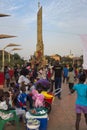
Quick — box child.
[17,86,27,110]
[14,86,26,123]
[68,67,75,93]
[63,64,69,83]
[0,90,26,124]
[71,73,87,130]
[0,90,15,121]
[4,65,10,87]
[8,82,20,107]
[0,89,8,110]
[3,91,14,110]
[0,90,15,110]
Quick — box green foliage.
[14,53,21,60]
[8,53,25,67]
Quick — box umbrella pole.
[2,49,4,71]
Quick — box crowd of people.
[0,60,87,130]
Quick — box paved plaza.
[5,83,87,130]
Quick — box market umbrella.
[11,48,22,51]
[0,34,16,39]
[0,14,10,17]
[4,44,20,49]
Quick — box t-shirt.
[63,67,68,77]
[5,73,10,79]
[68,71,75,83]
[18,75,30,94]
[17,93,27,108]
[73,84,87,106]
[18,75,30,85]
[53,64,63,78]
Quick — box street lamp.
[2,43,20,71]
[8,48,22,63]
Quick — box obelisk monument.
[35,2,45,66]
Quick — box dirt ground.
[3,83,87,130]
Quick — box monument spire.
[30,2,46,68]
[38,1,40,9]
[35,2,44,62]
[32,2,47,67]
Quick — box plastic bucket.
[41,91,54,104]
[27,124,40,130]
[27,118,40,130]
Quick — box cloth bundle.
[32,89,44,108]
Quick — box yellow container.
[41,91,54,99]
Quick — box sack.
[0,112,13,120]
[0,101,8,110]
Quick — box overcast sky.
[0,0,87,60]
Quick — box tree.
[14,53,21,60]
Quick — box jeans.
[55,77,62,98]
